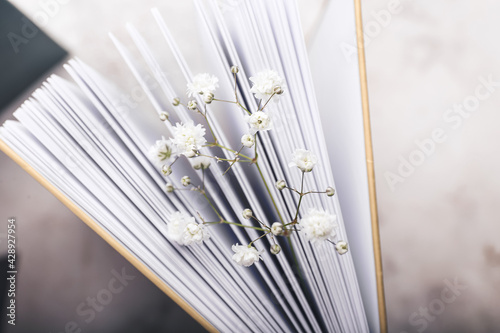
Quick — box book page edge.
[0,138,218,333]
[353,1,388,332]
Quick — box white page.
[307,0,380,332]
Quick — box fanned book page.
[0,0,371,332]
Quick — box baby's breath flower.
[187,73,219,97]
[166,212,209,246]
[172,97,180,106]
[275,180,286,190]
[300,208,338,243]
[192,156,211,170]
[246,111,272,135]
[326,187,335,197]
[165,183,175,193]
[232,244,263,267]
[270,244,281,255]
[242,208,252,219]
[170,121,207,158]
[187,100,198,111]
[335,241,348,255]
[181,176,191,187]
[182,222,210,245]
[148,136,174,166]
[159,111,169,121]
[289,148,318,173]
[230,65,239,74]
[249,69,285,101]
[241,134,254,148]
[271,222,283,236]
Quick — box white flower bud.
[242,208,252,219]
[241,134,255,148]
[326,187,335,197]
[181,176,191,187]
[187,100,198,110]
[275,180,286,190]
[161,165,172,176]
[204,93,214,104]
[172,97,180,106]
[165,183,175,193]
[231,65,239,74]
[159,111,169,121]
[270,244,281,255]
[335,241,348,255]
[273,86,284,95]
[271,222,283,236]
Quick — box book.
[0,0,386,332]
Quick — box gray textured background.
[1,0,499,332]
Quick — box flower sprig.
[148,65,348,267]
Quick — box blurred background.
[0,0,499,332]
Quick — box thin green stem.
[255,161,284,224]
[254,134,258,158]
[251,215,269,229]
[202,191,223,221]
[215,143,252,160]
[303,190,327,195]
[249,231,271,246]
[199,106,218,144]
[285,186,301,195]
[222,221,267,232]
[223,146,245,175]
[237,102,251,115]
[293,172,306,222]
[259,92,277,111]
[233,72,239,104]
[202,169,205,191]
[213,98,237,104]
[196,153,243,163]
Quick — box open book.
[0,0,385,332]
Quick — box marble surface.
[1,0,499,332]
[363,0,500,332]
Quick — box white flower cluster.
[192,156,211,170]
[289,148,318,173]
[148,66,347,268]
[170,121,207,158]
[249,69,285,101]
[148,136,174,166]
[232,244,263,267]
[237,69,285,146]
[187,73,219,97]
[245,111,272,135]
[166,211,210,246]
[300,208,338,243]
